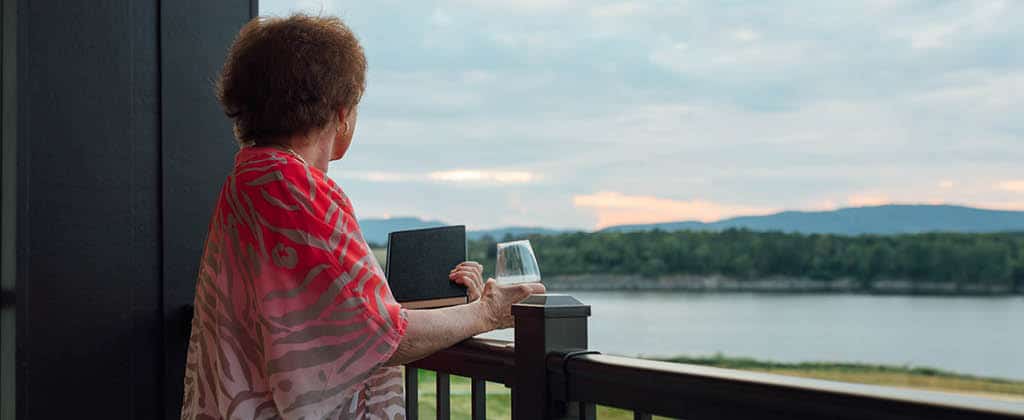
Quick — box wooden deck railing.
[405,294,1024,420]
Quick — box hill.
[467,227,573,241]
[357,217,571,245]
[358,217,445,245]
[602,205,1024,235]
[359,205,1024,244]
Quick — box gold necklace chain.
[266,143,310,167]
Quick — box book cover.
[385,225,469,309]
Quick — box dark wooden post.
[511,294,591,420]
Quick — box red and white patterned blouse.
[181,146,408,419]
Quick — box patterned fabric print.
[181,147,408,420]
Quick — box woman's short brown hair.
[217,14,366,145]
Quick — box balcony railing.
[405,294,1024,420]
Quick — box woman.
[181,14,545,420]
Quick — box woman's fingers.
[449,270,482,301]
[466,276,482,301]
[458,261,483,272]
[448,272,470,287]
[450,262,486,302]
[453,262,483,279]
[450,266,482,281]
[450,266,480,279]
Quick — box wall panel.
[9,1,252,418]
[0,0,16,417]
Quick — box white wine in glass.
[495,240,542,284]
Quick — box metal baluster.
[471,378,487,420]
[634,412,652,420]
[436,372,451,420]
[579,402,597,420]
[405,367,419,420]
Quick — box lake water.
[482,291,1024,380]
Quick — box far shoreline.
[368,249,1023,296]
[544,274,1024,296]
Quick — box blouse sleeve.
[234,158,407,418]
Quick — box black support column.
[2,1,254,419]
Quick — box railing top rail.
[548,352,1024,420]
[409,337,515,385]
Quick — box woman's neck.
[289,140,331,172]
[277,128,334,172]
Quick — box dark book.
[385,225,469,309]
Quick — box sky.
[260,0,1024,230]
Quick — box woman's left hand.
[449,261,485,302]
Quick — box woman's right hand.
[477,279,546,330]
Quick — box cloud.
[846,194,892,207]
[980,201,1024,211]
[449,0,577,14]
[590,2,647,18]
[911,71,1023,113]
[649,39,808,78]
[429,170,538,184]
[330,171,419,183]
[330,169,540,185]
[461,70,496,84]
[261,0,1024,230]
[430,8,454,27]
[732,28,760,42]
[809,199,840,211]
[489,31,571,51]
[907,0,1007,49]
[573,191,775,228]
[997,180,1024,193]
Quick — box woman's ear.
[330,106,356,161]
[336,107,349,131]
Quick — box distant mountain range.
[601,205,1024,235]
[358,217,446,245]
[359,205,1024,244]
[358,217,573,245]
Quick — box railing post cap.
[512,293,591,318]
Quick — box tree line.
[467,229,1024,287]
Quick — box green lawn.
[663,354,1024,401]
[410,357,1024,418]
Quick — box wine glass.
[495,240,542,284]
